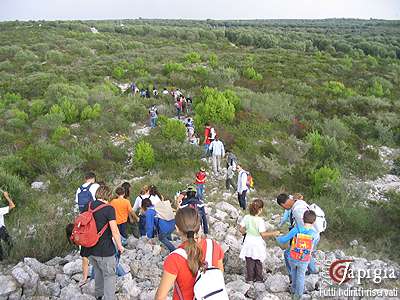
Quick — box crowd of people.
[0,84,326,300]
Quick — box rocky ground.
[1,170,399,300]
[4,122,400,299]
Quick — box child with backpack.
[236,164,249,210]
[141,199,176,252]
[75,172,100,213]
[155,207,228,300]
[239,199,280,282]
[132,185,151,237]
[149,105,158,128]
[195,167,207,200]
[276,210,319,299]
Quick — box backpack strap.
[205,239,213,267]
[80,183,93,192]
[90,202,110,214]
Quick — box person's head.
[236,164,243,171]
[175,207,203,275]
[84,172,96,183]
[65,223,74,244]
[115,186,125,197]
[205,122,210,127]
[293,193,304,201]
[277,193,295,210]
[249,199,264,216]
[303,210,316,225]
[200,167,205,173]
[121,182,131,198]
[149,185,161,198]
[95,185,112,202]
[215,135,219,141]
[185,185,196,199]
[141,198,153,211]
[140,185,150,195]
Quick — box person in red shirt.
[155,207,224,300]
[203,123,212,158]
[195,167,207,200]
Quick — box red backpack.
[70,202,110,248]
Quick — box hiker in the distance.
[155,207,225,300]
[85,185,124,300]
[0,191,15,261]
[236,164,249,210]
[75,172,100,213]
[149,104,158,128]
[209,135,225,175]
[203,123,212,158]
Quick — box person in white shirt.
[75,172,100,212]
[0,191,15,261]
[237,164,249,210]
[209,136,225,174]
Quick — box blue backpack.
[77,183,94,212]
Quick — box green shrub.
[163,62,185,75]
[195,87,236,125]
[134,141,155,170]
[161,119,187,142]
[324,81,354,97]
[51,126,70,143]
[60,99,79,124]
[81,103,101,121]
[0,167,30,204]
[185,51,201,64]
[311,166,341,196]
[46,50,67,65]
[112,66,125,80]
[243,66,263,81]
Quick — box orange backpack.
[289,233,313,262]
[70,202,109,248]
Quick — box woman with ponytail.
[155,207,224,300]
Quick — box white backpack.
[309,203,327,233]
[172,239,229,300]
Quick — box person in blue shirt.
[178,186,209,235]
[276,210,319,300]
[141,199,176,252]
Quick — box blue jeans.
[289,259,308,297]
[238,190,247,210]
[139,215,146,237]
[117,223,127,239]
[196,184,205,200]
[203,144,210,157]
[150,117,157,128]
[158,230,176,252]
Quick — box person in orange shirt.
[110,187,135,240]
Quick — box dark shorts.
[80,246,90,258]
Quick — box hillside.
[0,18,400,298]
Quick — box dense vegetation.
[0,19,399,262]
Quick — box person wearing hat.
[179,186,209,236]
[194,167,207,200]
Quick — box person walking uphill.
[155,207,226,300]
[85,185,124,300]
[209,136,225,175]
[237,164,249,210]
[0,191,15,261]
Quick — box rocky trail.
[2,116,400,299]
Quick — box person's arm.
[261,230,280,239]
[278,209,290,227]
[221,143,225,157]
[276,227,298,245]
[3,192,15,210]
[109,220,124,252]
[239,225,246,235]
[155,271,177,300]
